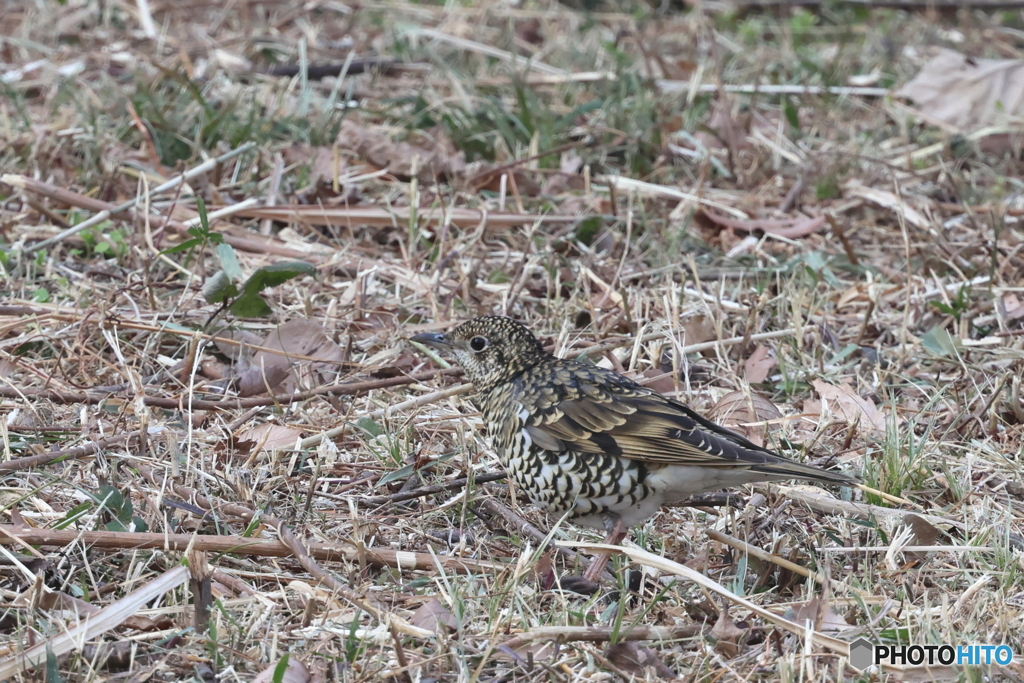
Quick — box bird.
[411,315,857,589]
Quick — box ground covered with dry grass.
[2,0,1024,681]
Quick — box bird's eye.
[469,336,489,352]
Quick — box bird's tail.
[752,458,858,486]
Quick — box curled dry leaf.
[237,362,290,397]
[235,423,304,454]
[252,657,310,683]
[843,180,930,230]
[903,512,943,566]
[708,390,782,447]
[680,314,717,347]
[212,328,263,362]
[14,580,171,632]
[605,641,676,679]
[700,209,826,239]
[200,357,232,381]
[409,597,458,633]
[811,379,886,435]
[896,47,1024,131]
[249,319,345,394]
[743,345,776,384]
[787,597,852,633]
[710,611,746,657]
[534,548,556,590]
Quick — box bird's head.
[411,316,548,389]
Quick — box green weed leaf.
[921,326,960,357]
[241,261,317,297]
[160,237,205,255]
[229,292,273,317]
[203,270,240,304]
[216,242,243,281]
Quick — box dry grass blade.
[705,529,872,599]
[232,205,578,229]
[774,486,967,530]
[560,542,851,654]
[12,143,254,254]
[0,565,190,679]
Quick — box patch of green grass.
[861,405,934,501]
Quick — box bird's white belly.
[647,465,783,504]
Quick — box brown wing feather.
[521,372,854,484]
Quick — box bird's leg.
[581,517,628,583]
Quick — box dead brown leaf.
[236,423,304,453]
[211,328,262,362]
[896,47,1024,130]
[534,548,556,590]
[493,638,557,664]
[743,345,777,384]
[1002,293,1024,321]
[708,390,782,447]
[639,368,678,395]
[252,657,310,683]
[680,314,716,346]
[682,546,710,571]
[904,513,943,565]
[248,319,344,394]
[787,597,852,633]
[409,597,458,633]
[811,379,886,435]
[605,641,676,679]
[14,579,170,632]
[700,209,826,239]
[710,611,746,657]
[236,362,290,397]
[843,181,930,230]
[282,143,349,190]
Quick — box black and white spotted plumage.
[412,316,856,532]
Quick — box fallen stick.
[2,173,311,259]
[0,430,140,474]
[0,367,464,411]
[0,525,507,575]
[499,623,704,650]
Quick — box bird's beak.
[410,332,451,349]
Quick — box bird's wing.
[520,371,853,485]
[525,385,776,467]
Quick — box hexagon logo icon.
[849,638,875,670]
